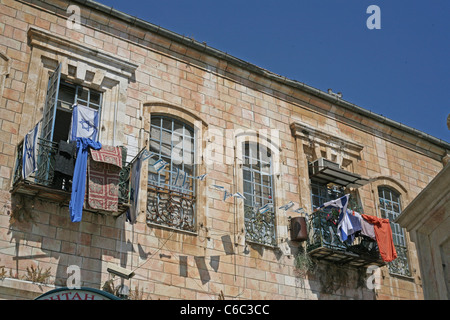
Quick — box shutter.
[41,63,62,142]
[36,63,61,185]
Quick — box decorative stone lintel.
[27,26,138,80]
[290,121,364,159]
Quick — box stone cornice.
[27,26,138,79]
[290,121,364,159]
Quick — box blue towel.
[69,137,102,222]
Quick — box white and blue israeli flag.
[22,121,40,179]
[233,192,246,200]
[279,201,294,211]
[211,184,226,191]
[223,190,234,201]
[258,203,273,214]
[194,173,208,181]
[69,104,99,142]
[153,158,168,173]
[293,207,306,214]
[141,150,155,161]
[174,167,187,188]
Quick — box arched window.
[242,142,276,246]
[378,186,411,276]
[146,115,196,232]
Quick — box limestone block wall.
[0,0,448,300]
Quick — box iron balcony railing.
[244,205,277,247]
[12,138,131,210]
[306,208,385,267]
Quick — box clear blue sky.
[99,0,450,143]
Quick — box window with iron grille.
[310,180,345,211]
[242,142,276,246]
[146,116,196,232]
[378,187,411,276]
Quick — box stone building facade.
[0,0,449,300]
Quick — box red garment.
[361,214,397,262]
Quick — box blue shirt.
[69,138,102,222]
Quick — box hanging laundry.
[361,214,397,262]
[350,210,376,240]
[53,140,77,191]
[86,145,122,212]
[69,138,102,222]
[345,210,362,245]
[22,121,40,179]
[69,104,99,142]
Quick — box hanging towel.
[353,211,376,240]
[86,145,122,212]
[69,138,102,222]
[22,121,40,179]
[53,140,77,191]
[345,210,362,244]
[54,140,77,176]
[69,104,99,142]
[361,214,397,262]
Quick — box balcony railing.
[306,208,385,268]
[146,184,196,232]
[11,138,131,216]
[244,205,277,247]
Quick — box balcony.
[306,208,385,268]
[11,138,131,217]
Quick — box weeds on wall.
[24,265,52,284]
[293,246,370,295]
[9,195,37,225]
[0,266,6,280]
[294,245,316,278]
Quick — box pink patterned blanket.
[86,146,122,212]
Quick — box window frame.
[242,141,277,247]
[378,186,411,277]
[146,115,197,232]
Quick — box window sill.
[246,239,279,251]
[388,271,414,281]
[146,221,198,236]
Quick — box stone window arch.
[142,102,208,234]
[371,178,412,277]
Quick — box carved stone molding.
[27,27,138,82]
[290,121,364,161]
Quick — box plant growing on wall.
[24,265,52,284]
[294,245,316,277]
[0,266,6,280]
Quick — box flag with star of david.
[22,121,40,179]
[69,104,99,142]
